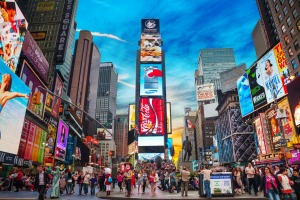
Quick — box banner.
[38,130,47,163]
[18,119,30,158]
[196,83,215,101]
[128,104,135,131]
[139,98,165,135]
[140,34,162,62]
[265,107,281,152]
[51,74,63,118]
[24,122,36,160]
[65,135,75,164]
[254,117,267,155]
[96,128,112,140]
[54,120,69,161]
[140,64,163,96]
[166,102,172,134]
[31,126,42,162]
[36,1,55,12]
[274,43,290,88]
[0,60,30,155]
[237,73,254,117]
[209,173,233,195]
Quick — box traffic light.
[109,150,115,156]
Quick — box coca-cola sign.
[139,98,165,135]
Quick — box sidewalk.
[97,186,267,200]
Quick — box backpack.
[108,176,113,183]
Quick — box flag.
[186,119,195,129]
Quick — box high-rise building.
[114,115,129,162]
[20,0,78,92]
[260,0,300,76]
[197,48,236,91]
[252,20,269,58]
[256,0,280,48]
[220,64,246,93]
[95,62,118,134]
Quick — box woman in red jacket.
[104,168,112,196]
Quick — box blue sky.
[76,0,260,128]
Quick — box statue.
[50,166,60,199]
[183,136,192,162]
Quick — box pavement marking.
[167,193,195,196]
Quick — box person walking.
[164,169,170,192]
[258,166,281,200]
[245,162,257,195]
[149,170,157,197]
[104,167,112,196]
[117,172,124,192]
[142,169,148,194]
[291,168,300,200]
[77,171,84,195]
[65,171,72,195]
[34,165,49,200]
[169,169,179,193]
[181,167,190,197]
[82,172,90,195]
[200,166,212,199]
[277,167,294,200]
[124,167,133,197]
[14,168,23,192]
[137,170,143,194]
[90,173,97,196]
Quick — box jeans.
[67,182,72,194]
[248,178,257,194]
[125,179,131,192]
[161,179,166,190]
[83,183,88,194]
[165,179,170,191]
[204,180,211,198]
[181,181,188,196]
[267,189,280,200]
[79,183,83,195]
[169,181,178,193]
[37,185,46,200]
[142,181,146,193]
[91,184,95,195]
[282,193,294,200]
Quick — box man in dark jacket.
[291,169,300,200]
[35,165,49,200]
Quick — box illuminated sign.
[54,120,69,161]
[128,104,135,131]
[140,64,163,96]
[237,73,254,117]
[96,128,113,140]
[166,102,172,134]
[141,19,160,34]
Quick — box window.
[287,17,292,26]
[283,6,288,15]
[297,20,300,30]
[293,9,299,18]
[294,40,299,50]
[288,48,294,56]
[291,59,298,69]
[275,4,279,12]
[285,35,290,44]
[282,25,286,33]
[278,14,283,22]
[290,28,296,37]
[280,0,285,4]
[288,0,294,7]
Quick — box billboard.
[24,121,36,160]
[55,0,75,64]
[247,63,267,110]
[0,60,30,155]
[20,61,47,119]
[166,102,172,134]
[17,118,30,158]
[140,34,162,62]
[65,135,75,164]
[265,107,281,152]
[31,126,42,162]
[196,83,215,101]
[51,74,63,119]
[54,120,69,161]
[138,136,164,146]
[0,1,27,73]
[254,116,267,155]
[138,152,164,161]
[22,31,49,83]
[44,114,58,161]
[139,98,165,135]
[36,1,55,12]
[140,64,163,96]
[141,19,160,34]
[287,76,300,128]
[31,31,47,41]
[274,43,290,87]
[96,128,113,140]
[38,130,47,163]
[128,104,135,131]
[237,73,254,117]
[257,48,285,103]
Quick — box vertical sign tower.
[136,19,167,161]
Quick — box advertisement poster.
[141,19,160,34]
[96,128,112,140]
[65,135,74,164]
[139,98,165,135]
[196,83,215,101]
[237,73,254,117]
[0,60,30,155]
[44,113,58,161]
[290,150,300,165]
[54,120,69,161]
[38,130,47,163]
[278,98,300,146]
[265,107,281,152]
[140,34,162,62]
[209,173,232,195]
[247,63,267,110]
[254,117,267,155]
[257,49,285,104]
[287,76,300,128]
[24,122,36,160]
[51,74,63,118]
[17,118,30,158]
[20,61,47,119]
[128,104,135,131]
[166,102,172,134]
[140,64,163,96]
[274,43,290,87]
[138,152,164,161]
[31,126,42,162]
[0,1,27,73]
[22,31,49,83]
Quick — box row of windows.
[278,7,299,21]
[291,53,300,69]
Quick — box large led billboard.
[257,48,285,103]
[237,73,254,117]
[273,43,290,87]
[166,102,172,134]
[128,104,135,131]
[0,0,27,73]
[138,153,164,161]
[52,74,63,119]
[254,116,267,155]
[96,128,113,140]
[139,98,165,135]
[0,60,30,155]
[287,76,300,129]
[138,136,164,146]
[54,119,69,161]
[140,64,163,96]
[141,19,160,34]
[140,34,162,62]
[20,60,47,119]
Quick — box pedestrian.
[258,166,280,200]
[83,172,90,195]
[34,165,49,200]
[236,167,245,193]
[124,166,133,197]
[77,171,84,195]
[233,168,241,195]
[90,173,97,196]
[245,162,257,195]
[200,166,212,199]
[98,170,105,192]
[66,171,72,195]
[117,172,124,192]
[142,169,148,194]
[277,167,294,200]
[104,167,112,196]
[291,169,300,200]
[59,172,67,195]
[137,170,143,194]
[287,165,294,178]
[149,170,157,197]
[164,169,170,192]
[160,169,166,191]
[181,167,190,197]
[14,168,23,192]
[169,169,178,193]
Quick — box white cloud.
[76,29,129,43]
[118,80,135,88]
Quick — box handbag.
[269,176,279,194]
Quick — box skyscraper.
[252,20,269,58]
[20,0,78,92]
[114,115,129,161]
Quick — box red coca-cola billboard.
[139,98,165,135]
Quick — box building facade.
[115,115,129,162]
[220,64,246,93]
[252,20,269,58]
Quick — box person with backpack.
[104,167,112,196]
[258,166,281,200]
